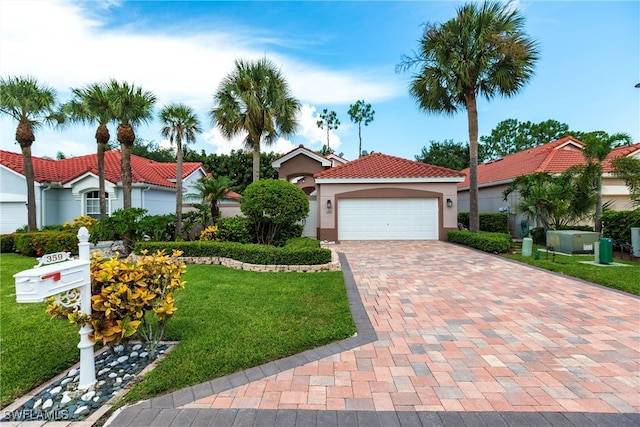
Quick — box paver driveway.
[110,241,639,426]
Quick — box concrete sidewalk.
[107,241,640,426]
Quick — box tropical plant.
[159,103,203,238]
[347,100,375,158]
[89,208,148,254]
[0,75,65,231]
[211,58,301,182]
[106,80,156,209]
[612,156,640,207]
[503,171,595,232]
[580,131,632,232]
[316,108,340,151]
[64,82,115,218]
[240,179,309,245]
[188,175,234,221]
[397,1,539,232]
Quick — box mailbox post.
[13,227,96,390]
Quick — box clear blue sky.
[1,0,638,161]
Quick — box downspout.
[40,183,51,229]
[141,186,151,210]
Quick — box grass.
[503,243,640,296]
[0,254,356,406]
[0,254,80,407]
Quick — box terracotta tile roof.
[458,138,640,188]
[0,149,203,188]
[314,152,464,179]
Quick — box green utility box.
[546,230,600,254]
[599,238,613,264]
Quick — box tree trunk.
[595,175,603,233]
[16,119,37,231]
[96,124,109,219]
[175,136,183,239]
[117,123,136,210]
[252,139,261,182]
[465,88,480,233]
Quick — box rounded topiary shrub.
[240,179,309,246]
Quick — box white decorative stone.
[49,386,62,395]
[113,345,124,353]
[108,372,118,378]
[110,360,119,367]
[123,374,134,381]
[68,368,78,377]
[117,355,129,364]
[98,367,111,375]
[129,351,139,358]
[81,390,96,401]
[74,406,90,415]
[61,377,73,386]
[116,377,122,385]
[33,398,42,409]
[42,399,53,410]
[132,344,142,351]
[61,392,73,405]
[98,380,106,386]
[139,352,148,358]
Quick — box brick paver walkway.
[108,241,640,426]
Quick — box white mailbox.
[14,259,90,303]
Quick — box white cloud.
[0,0,399,158]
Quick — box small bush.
[217,216,253,244]
[457,212,509,233]
[199,225,219,241]
[273,223,304,247]
[602,210,640,248]
[139,213,176,241]
[1,233,16,253]
[14,231,78,257]
[447,230,512,253]
[62,215,98,232]
[134,240,332,265]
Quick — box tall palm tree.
[397,1,539,232]
[64,82,115,219]
[581,131,632,232]
[0,75,64,231]
[159,103,203,238]
[107,80,156,209]
[211,58,301,182]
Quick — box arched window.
[85,191,110,218]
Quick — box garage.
[0,194,27,234]
[338,198,438,240]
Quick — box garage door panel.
[338,198,438,240]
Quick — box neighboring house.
[0,149,206,234]
[272,148,464,241]
[457,136,640,234]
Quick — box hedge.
[13,231,79,257]
[1,234,16,253]
[447,230,512,253]
[601,210,640,248]
[134,240,332,265]
[458,212,509,233]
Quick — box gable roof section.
[271,145,332,170]
[0,149,204,188]
[314,152,464,183]
[458,137,640,189]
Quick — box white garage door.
[0,200,27,234]
[338,198,438,240]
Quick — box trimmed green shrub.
[285,237,321,249]
[241,179,309,245]
[601,210,640,248]
[14,231,79,257]
[1,233,16,253]
[457,212,509,233]
[217,216,253,244]
[273,223,304,247]
[447,230,512,253]
[134,240,332,265]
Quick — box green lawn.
[0,254,356,406]
[503,244,640,296]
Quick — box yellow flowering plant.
[47,250,186,356]
[199,225,219,241]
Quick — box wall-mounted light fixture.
[446,198,453,208]
[326,200,332,210]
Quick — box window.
[85,191,110,218]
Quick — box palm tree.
[159,103,203,238]
[580,131,632,232]
[397,1,539,232]
[106,80,156,209]
[189,176,234,220]
[0,76,64,231]
[64,82,115,219]
[211,58,301,182]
